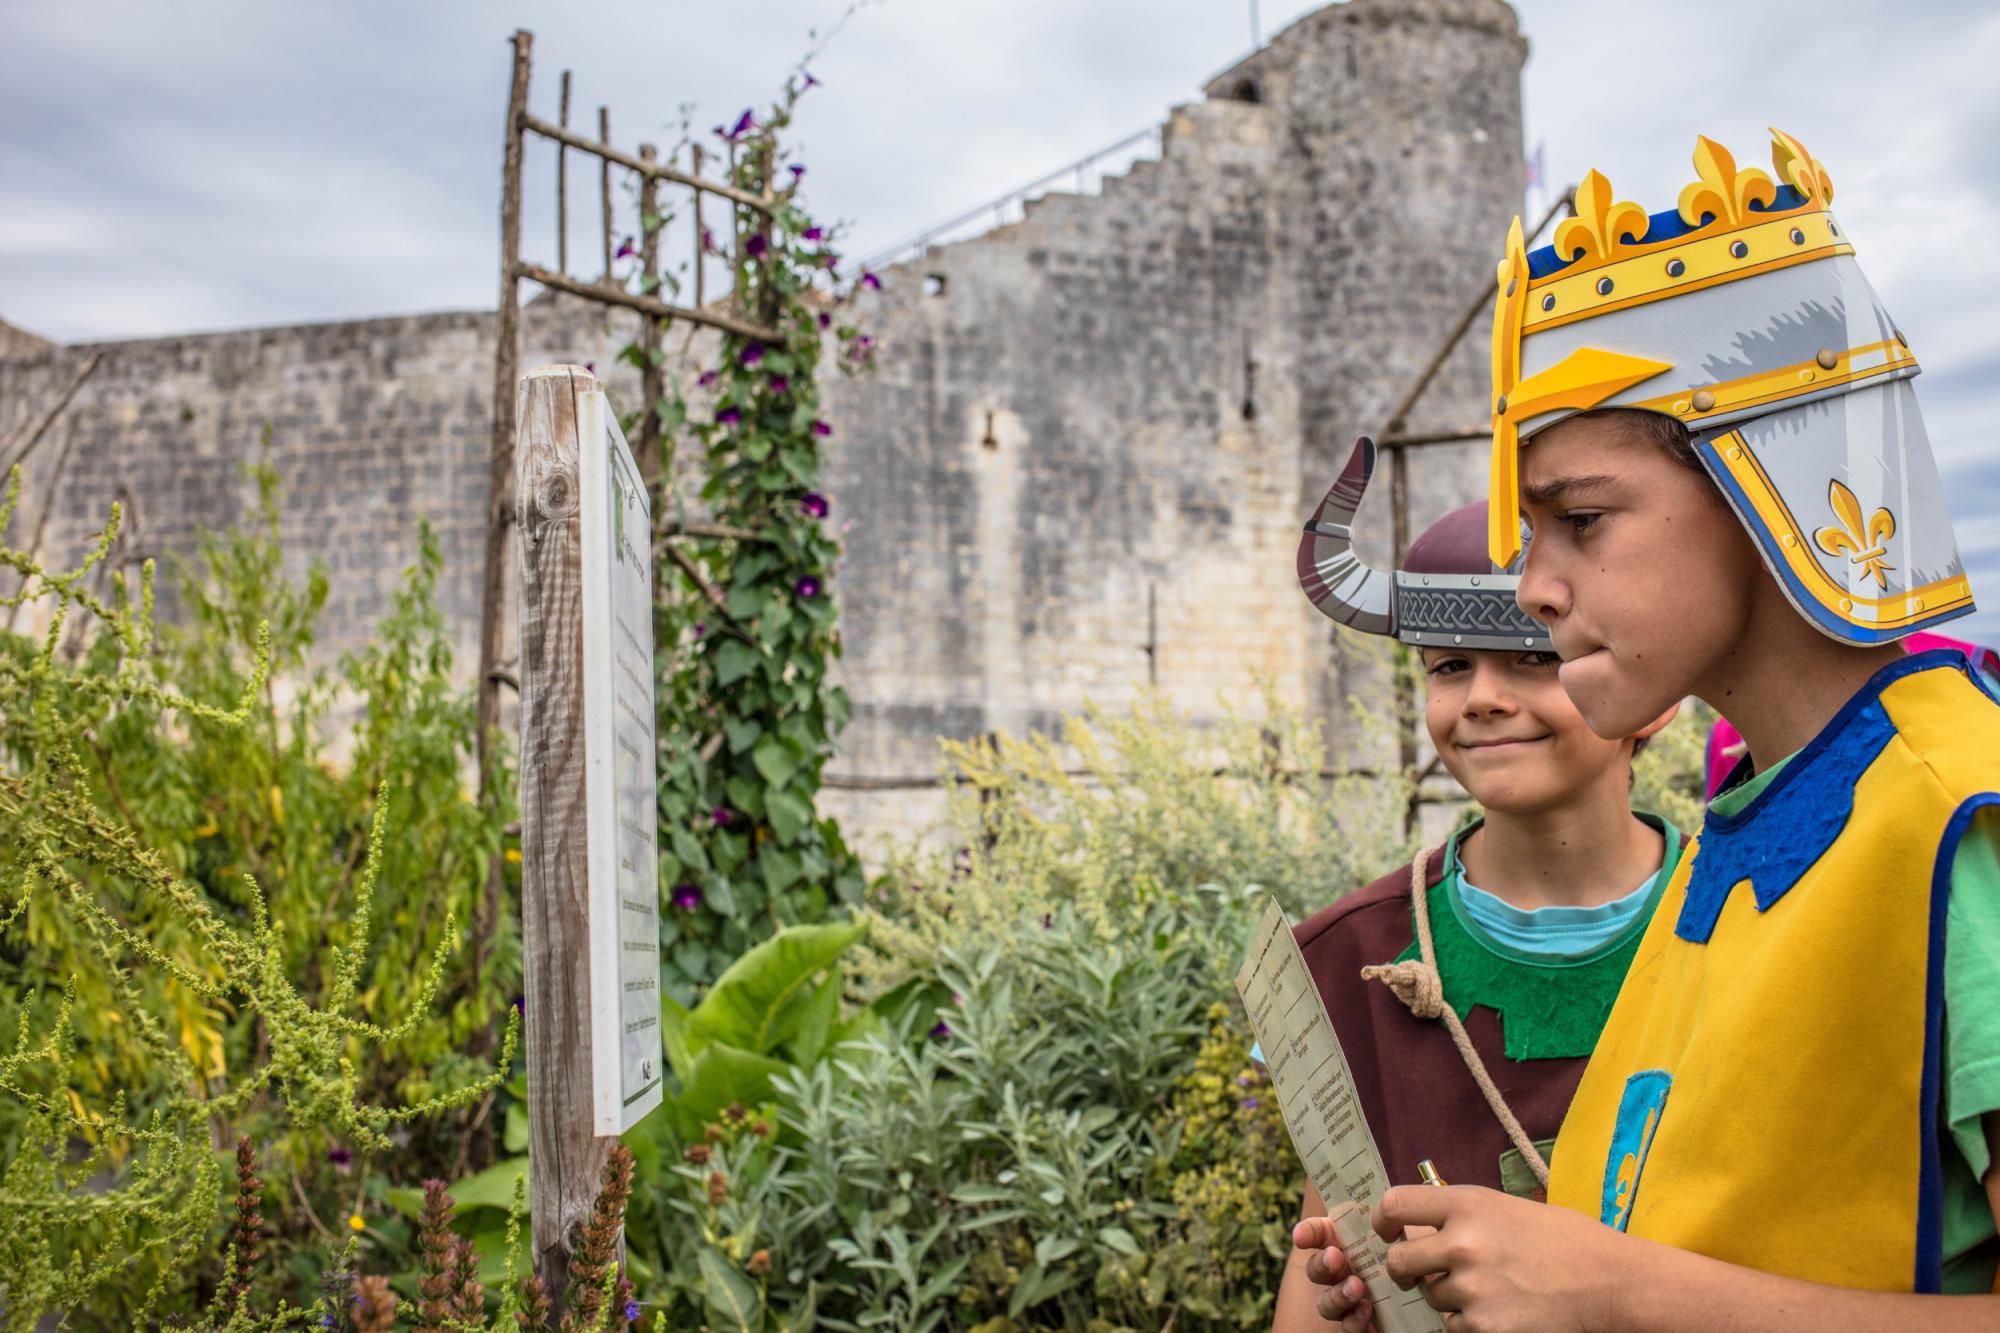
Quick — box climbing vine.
[626,70,875,1003]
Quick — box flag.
[1525,140,1547,190]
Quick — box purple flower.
[1236,1073,1254,1088]
[803,226,824,242]
[769,374,789,396]
[860,271,882,291]
[1240,1097,1261,1111]
[795,576,821,599]
[818,311,832,329]
[731,110,756,139]
[702,228,718,253]
[928,1020,952,1040]
[739,343,765,368]
[711,806,736,828]
[697,369,719,388]
[624,1300,641,1323]
[789,164,806,180]
[584,361,596,376]
[746,233,768,259]
[511,994,525,1017]
[672,883,703,911]
[320,1317,336,1330]
[716,407,741,428]
[821,252,840,272]
[811,419,832,438]
[615,236,637,260]
[1041,913,1054,930]
[328,1146,353,1167]
[693,622,708,638]
[799,492,829,519]
[804,72,821,90]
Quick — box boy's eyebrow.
[1522,473,1619,507]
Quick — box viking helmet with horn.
[1298,435,1551,650]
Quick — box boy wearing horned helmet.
[1273,448,1682,1330]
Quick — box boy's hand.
[1291,1215,1376,1331]
[1371,1184,1620,1333]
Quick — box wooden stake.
[474,27,532,1023]
[514,363,616,1316]
[692,145,706,309]
[636,144,663,494]
[556,70,571,275]
[0,350,101,479]
[599,107,613,281]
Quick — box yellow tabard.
[1546,652,2000,1292]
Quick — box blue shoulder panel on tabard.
[1673,651,1966,944]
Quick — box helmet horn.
[1297,437,1393,635]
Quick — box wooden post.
[556,70,571,275]
[514,364,616,1314]
[692,145,705,309]
[474,29,532,1008]
[636,144,663,493]
[599,107,614,281]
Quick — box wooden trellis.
[472,29,786,1311]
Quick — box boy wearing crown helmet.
[1304,129,2000,1328]
[1273,458,1684,1330]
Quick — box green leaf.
[766,788,811,843]
[724,716,762,755]
[670,1041,791,1136]
[785,971,840,1067]
[715,640,758,688]
[751,738,799,790]
[663,990,698,1080]
[688,920,864,1055]
[1033,1235,1080,1267]
[503,1102,528,1154]
[760,848,802,895]
[698,1245,759,1332]
[1096,1225,1139,1256]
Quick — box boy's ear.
[1631,699,1682,744]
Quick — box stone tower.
[814,0,1527,838]
[0,0,1528,850]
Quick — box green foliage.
[644,81,873,1004]
[1632,697,1715,835]
[639,694,1411,1330]
[0,465,519,1328]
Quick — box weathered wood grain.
[514,363,611,1313]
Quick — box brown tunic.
[1291,848,1586,1195]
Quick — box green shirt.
[1712,760,2000,1293]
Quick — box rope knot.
[1360,959,1446,1020]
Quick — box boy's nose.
[1462,660,1518,716]
[1515,545,1570,626]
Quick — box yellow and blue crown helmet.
[1486,128,1972,645]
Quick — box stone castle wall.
[0,0,1527,851]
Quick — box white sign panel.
[578,389,664,1134]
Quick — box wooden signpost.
[514,364,663,1305]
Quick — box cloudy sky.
[4,0,1998,641]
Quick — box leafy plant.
[0,468,519,1328]
[639,77,875,1005]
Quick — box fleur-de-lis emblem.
[1813,479,1896,590]
[1553,169,1650,265]
[1677,135,1777,229]
[1769,126,1833,207]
